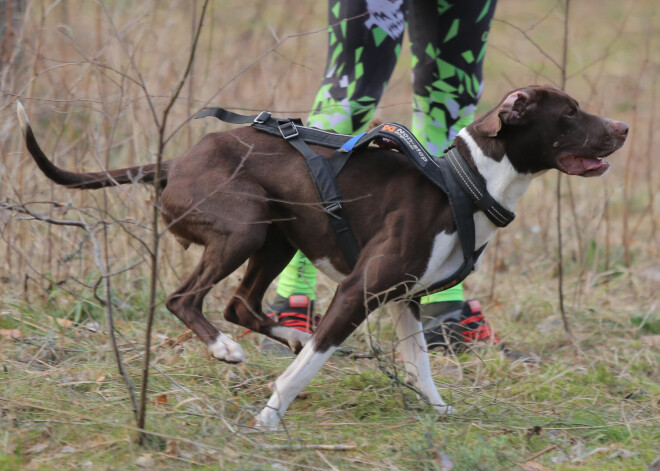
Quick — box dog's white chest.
[416,231,465,292]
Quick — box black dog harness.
[195,108,515,294]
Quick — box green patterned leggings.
[277,0,497,304]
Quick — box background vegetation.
[0,0,658,469]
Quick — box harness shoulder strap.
[276,120,361,269]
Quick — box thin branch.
[1,202,93,230]
[487,43,559,87]
[556,0,576,346]
[493,18,563,71]
[98,0,160,129]
[88,224,140,421]
[137,0,211,446]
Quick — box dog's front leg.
[254,338,335,429]
[392,302,453,415]
[255,268,377,429]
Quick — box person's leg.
[275,251,318,301]
[408,0,500,349]
[408,0,497,155]
[271,0,407,330]
[307,0,406,133]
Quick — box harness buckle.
[278,120,299,140]
[324,202,342,218]
[254,111,271,124]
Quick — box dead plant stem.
[94,225,140,422]
[136,0,210,446]
[556,0,574,343]
[622,25,649,267]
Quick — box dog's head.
[471,86,628,177]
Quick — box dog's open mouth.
[557,154,611,177]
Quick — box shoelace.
[278,312,321,334]
[459,313,500,343]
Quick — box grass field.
[1,1,659,469]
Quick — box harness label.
[388,126,428,163]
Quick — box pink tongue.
[561,156,602,174]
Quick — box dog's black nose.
[610,120,629,138]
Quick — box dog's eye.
[565,108,577,118]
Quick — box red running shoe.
[270,294,321,334]
[421,299,499,352]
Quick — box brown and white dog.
[17,86,628,428]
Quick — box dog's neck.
[455,129,535,214]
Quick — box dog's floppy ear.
[474,90,531,137]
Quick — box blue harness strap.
[339,133,366,152]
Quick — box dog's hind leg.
[392,302,453,415]
[223,226,312,351]
[165,227,268,364]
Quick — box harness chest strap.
[194,108,513,294]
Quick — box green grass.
[1,294,659,470]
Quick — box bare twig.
[136,0,211,446]
[98,1,160,129]
[493,19,563,70]
[621,24,649,268]
[525,444,559,461]
[645,61,657,239]
[556,0,575,345]
[265,444,357,451]
[1,202,92,229]
[88,225,140,422]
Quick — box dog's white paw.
[434,404,454,415]
[254,407,281,430]
[208,333,246,364]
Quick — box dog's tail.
[16,101,169,190]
